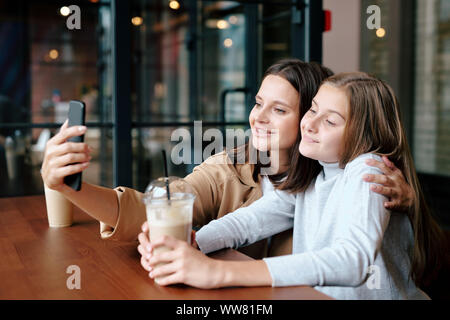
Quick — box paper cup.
[44,184,74,227]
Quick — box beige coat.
[100,151,293,259]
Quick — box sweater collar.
[318,160,343,180]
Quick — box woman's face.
[299,84,349,163]
[249,75,300,154]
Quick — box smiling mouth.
[302,135,319,143]
[253,128,273,136]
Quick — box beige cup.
[44,184,74,227]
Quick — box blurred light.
[60,6,71,16]
[376,27,386,38]
[169,1,180,10]
[205,19,217,28]
[49,49,59,60]
[228,15,238,24]
[89,0,99,3]
[154,83,166,98]
[132,16,143,26]
[217,20,229,29]
[224,38,233,48]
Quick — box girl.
[41,60,414,260]
[140,72,445,299]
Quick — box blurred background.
[0,0,448,230]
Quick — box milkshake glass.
[143,177,195,283]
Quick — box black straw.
[162,150,171,201]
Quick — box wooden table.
[0,195,332,300]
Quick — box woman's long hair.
[323,72,446,288]
[231,58,333,190]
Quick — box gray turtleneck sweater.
[195,153,429,300]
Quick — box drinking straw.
[162,150,171,201]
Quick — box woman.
[41,59,414,259]
[139,72,446,299]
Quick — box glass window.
[131,0,190,123]
[201,1,246,122]
[261,1,292,70]
[0,1,113,197]
[130,0,299,191]
[413,0,450,176]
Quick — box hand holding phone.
[63,100,86,191]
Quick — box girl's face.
[249,75,300,153]
[299,84,349,163]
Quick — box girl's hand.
[363,156,415,212]
[145,235,223,289]
[41,119,91,193]
[137,222,199,274]
[137,222,152,272]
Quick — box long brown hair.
[230,58,334,190]
[324,72,446,287]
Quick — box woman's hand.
[137,222,272,289]
[143,234,223,289]
[137,222,152,271]
[137,221,199,279]
[364,156,415,212]
[41,120,91,193]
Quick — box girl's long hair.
[324,72,446,288]
[231,58,333,190]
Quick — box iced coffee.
[143,177,195,284]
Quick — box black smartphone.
[63,100,86,191]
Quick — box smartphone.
[63,100,86,191]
